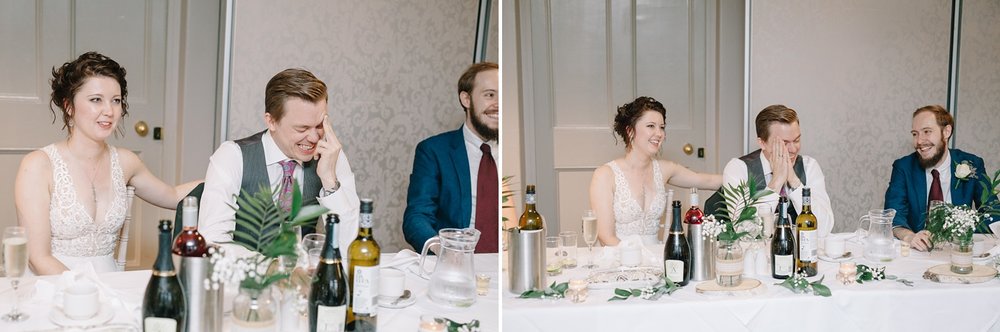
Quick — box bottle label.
[360,213,373,228]
[798,230,817,262]
[803,196,811,206]
[664,259,684,282]
[316,304,347,332]
[774,254,793,276]
[144,317,177,332]
[525,193,536,204]
[351,265,379,315]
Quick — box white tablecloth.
[503,235,1000,332]
[1,252,498,331]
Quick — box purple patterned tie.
[277,160,297,212]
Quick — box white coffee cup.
[973,238,987,257]
[63,282,99,320]
[620,245,641,267]
[825,234,848,258]
[379,268,405,298]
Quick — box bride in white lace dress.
[14,52,200,275]
[590,97,722,246]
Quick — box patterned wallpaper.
[750,0,952,233]
[956,0,1000,176]
[228,1,482,252]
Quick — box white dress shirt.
[925,150,952,204]
[462,123,499,229]
[722,153,835,237]
[198,131,360,257]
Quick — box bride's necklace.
[71,145,106,207]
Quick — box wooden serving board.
[695,278,764,296]
[923,264,998,284]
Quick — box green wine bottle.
[142,220,186,332]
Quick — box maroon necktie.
[929,169,944,210]
[474,143,499,253]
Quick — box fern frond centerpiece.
[701,175,773,287]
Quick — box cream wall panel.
[750,0,951,233]
[550,0,609,127]
[0,1,39,99]
[228,1,480,252]
[557,171,594,235]
[956,0,1000,174]
[502,0,524,221]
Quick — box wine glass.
[3,226,29,322]
[581,210,599,269]
[301,233,325,274]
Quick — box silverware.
[391,289,412,305]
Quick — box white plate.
[378,291,416,309]
[819,253,853,263]
[585,266,662,289]
[50,302,114,327]
[973,251,996,262]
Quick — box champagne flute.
[3,226,29,322]
[581,210,599,269]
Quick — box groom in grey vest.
[708,105,835,238]
[198,69,360,256]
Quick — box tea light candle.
[900,241,911,257]
[476,273,491,296]
[567,279,589,303]
[419,315,446,332]
[837,261,857,285]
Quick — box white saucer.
[973,251,996,262]
[378,291,416,309]
[50,303,114,327]
[819,253,853,263]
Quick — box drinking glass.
[3,226,29,322]
[581,210,599,269]
[545,236,562,276]
[301,233,325,275]
[559,231,578,269]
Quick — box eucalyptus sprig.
[775,274,831,297]
[518,281,569,299]
[856,264,913,287]
[608,275,680,301]
[444,318,481,332]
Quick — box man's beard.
[469,103,498,142]
[918,137,947,169]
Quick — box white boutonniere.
[953,160,977,189]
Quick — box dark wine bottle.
[663,201,691,286]
[771,197,797,279]
[143,220,186,332]
[172,196,208,257]
[518,185,544,230]
[796,187,818,276]
[310,214,349,332]
[347,199,379,332]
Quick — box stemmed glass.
[301,233,326,275]
[581,210,599,269]
[3,226,29,322]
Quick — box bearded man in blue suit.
[885,105,997,251]
[403,62,499,253]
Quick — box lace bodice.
[609,160,667,238]
[42,144,127,257]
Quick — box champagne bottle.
[771,197,797,279]
[347,199,379,332]
[172,196,208,257]
[663,201,691,286]
[518,184,544,230]
[796,187,818,276]
[310,214,349,332]
[684,188,710,281]
[143,220,186,332]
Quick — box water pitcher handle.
[857,215,871,239]
[418,236,441,277]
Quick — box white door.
[0,0,170,270]
[521,0,721,234]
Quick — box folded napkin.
[34,262,139,324]
[383,249,430,280]
[593,236,659,268]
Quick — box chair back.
[115,186,136,271]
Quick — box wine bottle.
[518,184,544,230]
[310,214,349,332]
[172,196,208,257]
[663,201,691,286]
[347,199,379,332]
[796,187,818,276]
[771,197,797,279]
[143,220,186,332]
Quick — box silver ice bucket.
[508,228,545,294]
[178,256,223,332]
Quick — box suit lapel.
[950,150,970,205]
[912,155,927,214]
[450,129,472,224]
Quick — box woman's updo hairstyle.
[613,96,666,148]
[49,51,128,131]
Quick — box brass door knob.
[682,143,694,155]
[134,121,149,137]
